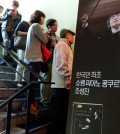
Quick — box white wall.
[0,0,79,36]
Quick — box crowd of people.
[0,1,75,134]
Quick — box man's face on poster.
[109,13,120,29]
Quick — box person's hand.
[65,79,71,88]
[8,10,15,16]
[81,14,89,23]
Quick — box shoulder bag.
[14,35,27,50]
[41,43,52,63]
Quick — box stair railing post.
[6,100,12,134]
[25,85,32,134]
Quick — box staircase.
[0,63,54,133]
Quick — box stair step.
[0,88,18,98]
[0,57,53,134]
[0,111,26,133]
[0,86,40,99]
[28,120,51,134]
[0,80,17,88]
[0,66,15,73]
[0,107,54,133]
[0,127,25,134]
[0,80,41,88]
[17,114,52,134]
[0,100,20,112]
[31,107,54,120]
[0,72,15,80]
[1,125,48,134]
[0,97,42,112]
[0,112,7,120]
[10,127,25,134]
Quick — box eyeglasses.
[52,24,58,27]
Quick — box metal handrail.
[0,81,53,109]
[0,43,45,81]
[0,81,54,134]
[0,43,54,134]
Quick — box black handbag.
[14,35,27,50]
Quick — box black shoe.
[7,58,17,68]
[9,62,17,68]
[0,61,7,66]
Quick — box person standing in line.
[0,0,22,66]
[40,18,59,107]
[14,15,33,87]
[24,10,48,112]
[48,29,75,134]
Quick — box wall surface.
[0,0,79,39]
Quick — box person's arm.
[44,33,51,49]
[17,31,27,36]
[0,9,9,21]
[14,21,28,36]
[34,24,47,45]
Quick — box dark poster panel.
[66,0,120,134]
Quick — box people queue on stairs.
[0,1,75,134]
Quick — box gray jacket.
[25,23,47,61]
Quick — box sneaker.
[22,106,27,112]
[30,104,38,114]
[30,104,36,110]
[34,102,42,110]
[17,83,23,87]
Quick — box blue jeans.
[29,61,43,104]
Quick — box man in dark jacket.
[0,0,22,66]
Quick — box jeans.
[40,63,52,103]
[29,61,43,104]
[1,29,13,56]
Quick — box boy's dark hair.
[30,10,45,23]
[12,0,19,8]
[46,19,57,28]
